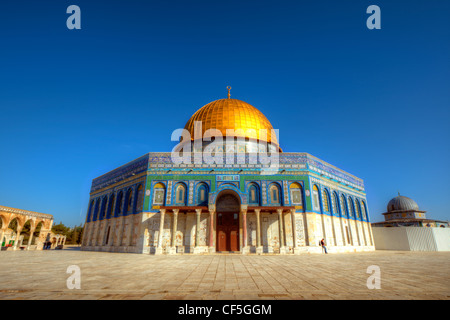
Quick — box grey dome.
[387,195,419,212]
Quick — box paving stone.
[0,249,449,299]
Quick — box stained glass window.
[290,182,303,207]
[341,195,347,217]
[322,190,330,213]
[153,183,165,205]
[270,184,280,204]
[332,193,339,215]
[313,185,320,210]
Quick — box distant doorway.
[216,192,240,252]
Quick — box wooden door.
[218,230,227,252]
[230,230,238,251]
[216,212,240,252]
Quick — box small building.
[372,193,449,228]
[371,194,450,251]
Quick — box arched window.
[248,184,260,205]
[361,200,368,220]
[341,195,348,217]
[125,188,133,215]
[175,183,186,205]
[115,191,123,217]
[135,185,144,212]
[87,200,94,222]
[312,185,320,211]
[333,192,340,216]
[269,184,281,204]
[348,196,354,217]
[355,199,361,219]
[100,197,107,220]
[290,182,303,208]
[153,183,165,205]
[322,189,330,213]
[197,183,208,206]
[106,194,115,219]
[93,199,100,221]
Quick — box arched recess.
[332,192,340,217]
[340,195,348,217]
[21,219,34,245]
[290,182,304,210]
[215,189,241,252]
[0,215,5,247]
[106,194,115,219]
[312,185,320,211]
[115,191,124,217]
[7,216,24,248]
[355,199,361,220]
[196,183,209,206]
[348,196,360,246]
[174,183,187,206]
[93,199,100,221]
[248,183,260,206]
[347,196,354,218]
[100,196,108,220]
[134,184,144,213]
[268,182,282,205]
[32,221,44,245]
[321,188,336,245]
[334,191,346,246]
[87,200,94,222]
[51,236,57,249]
[341,194,352,245]
[321,189,331,214]
[0,215,5,230]
[152,183,166,205]
[361,200,368,221]
[125,188,133,215]
[355,199,368,246]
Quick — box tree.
[51,222,84,245]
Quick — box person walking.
[320,238,328,254]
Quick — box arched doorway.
[216,192,240,252]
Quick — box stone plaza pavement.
[0,247,449,300]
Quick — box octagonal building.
[81,91,375,254]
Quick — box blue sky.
[0,0,449,227]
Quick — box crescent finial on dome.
[227,86,232,99]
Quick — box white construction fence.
[372,227,450,251]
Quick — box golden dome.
[184,98,279,146]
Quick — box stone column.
[35,230,44,250]
[255,209,262,254]
[241,208,249,254]
[193,209,202,254]
[290,209,300,254]
[277,209,286,254]
[208,208,215,253]
[27,228,35,250]
[169,209,179,254]
[13,227,22,250]
[155,209,166,255]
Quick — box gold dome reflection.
[184,98,279,146]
